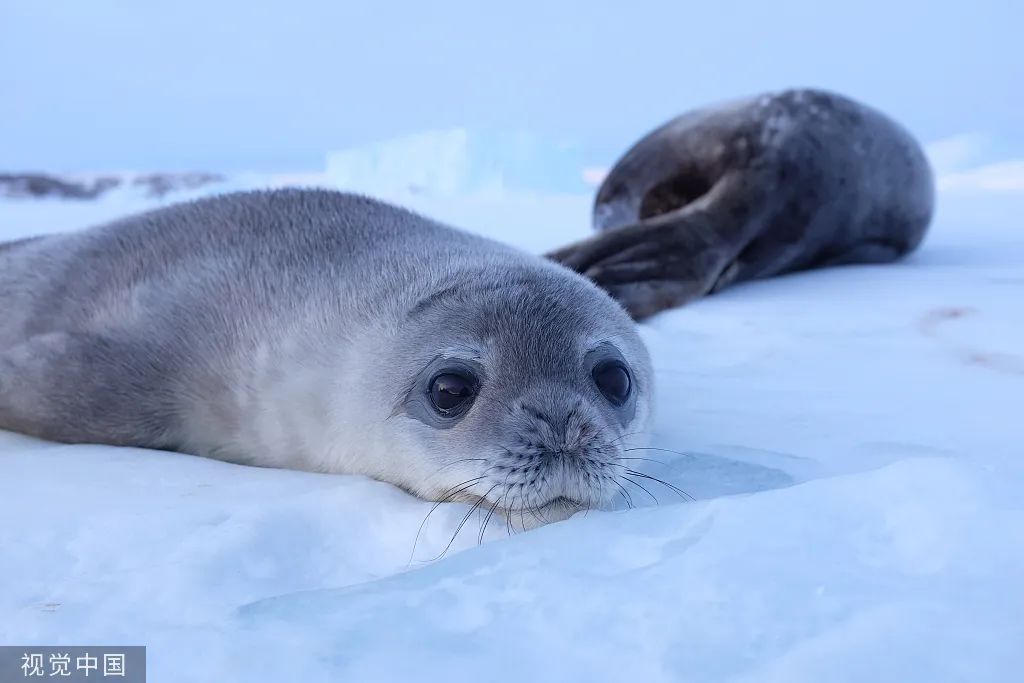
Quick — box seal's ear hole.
[638,171,713,220]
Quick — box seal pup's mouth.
[508,494,588,530]
[457,492,585,518]
[541,495,579,507]
[537,495,583,512]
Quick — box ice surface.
[325,129,589,198]
[1,150,1022,682]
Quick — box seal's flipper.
[0,331,178,448]
[547,209,743,320]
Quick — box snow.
[1,148,1023,682]
[926,133,1024,193]
[324,128,589,197]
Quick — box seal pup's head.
[353,261,653,529]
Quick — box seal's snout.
[476,391,622,522]
[517,399,594,454]
[512,392,612,458]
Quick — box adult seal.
[0,189,653,525]
[549,88,935,319]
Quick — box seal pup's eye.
[593,360,631,406]
[429,371,478,415]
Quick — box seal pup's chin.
[533,495,586,521]
[497,495,587,531]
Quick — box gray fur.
[0,189,652,524]
[549,88,935,319]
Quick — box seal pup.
[549,88,935,319]
[0,189,653,526]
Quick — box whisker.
[623,446,695,459]
[611,479,634,510]
[432,458,490,474]
[616,456,669,466]
[430,484,499,561]
[529,499,551,526]
[625,469,695,502]
[478,496,503,545]
[409,476,484,564]
[610,430,646,446]
[621,475,659,505]
[518,488,529,533]
[479,470,512,545]
[503,491,516,537]
[518,490,549,528]
[495,482,511,538]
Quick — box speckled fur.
[549,88,935,319]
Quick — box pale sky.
[2,0,1020,172]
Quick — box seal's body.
[0,190,652,522]
[550,89,935,319]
